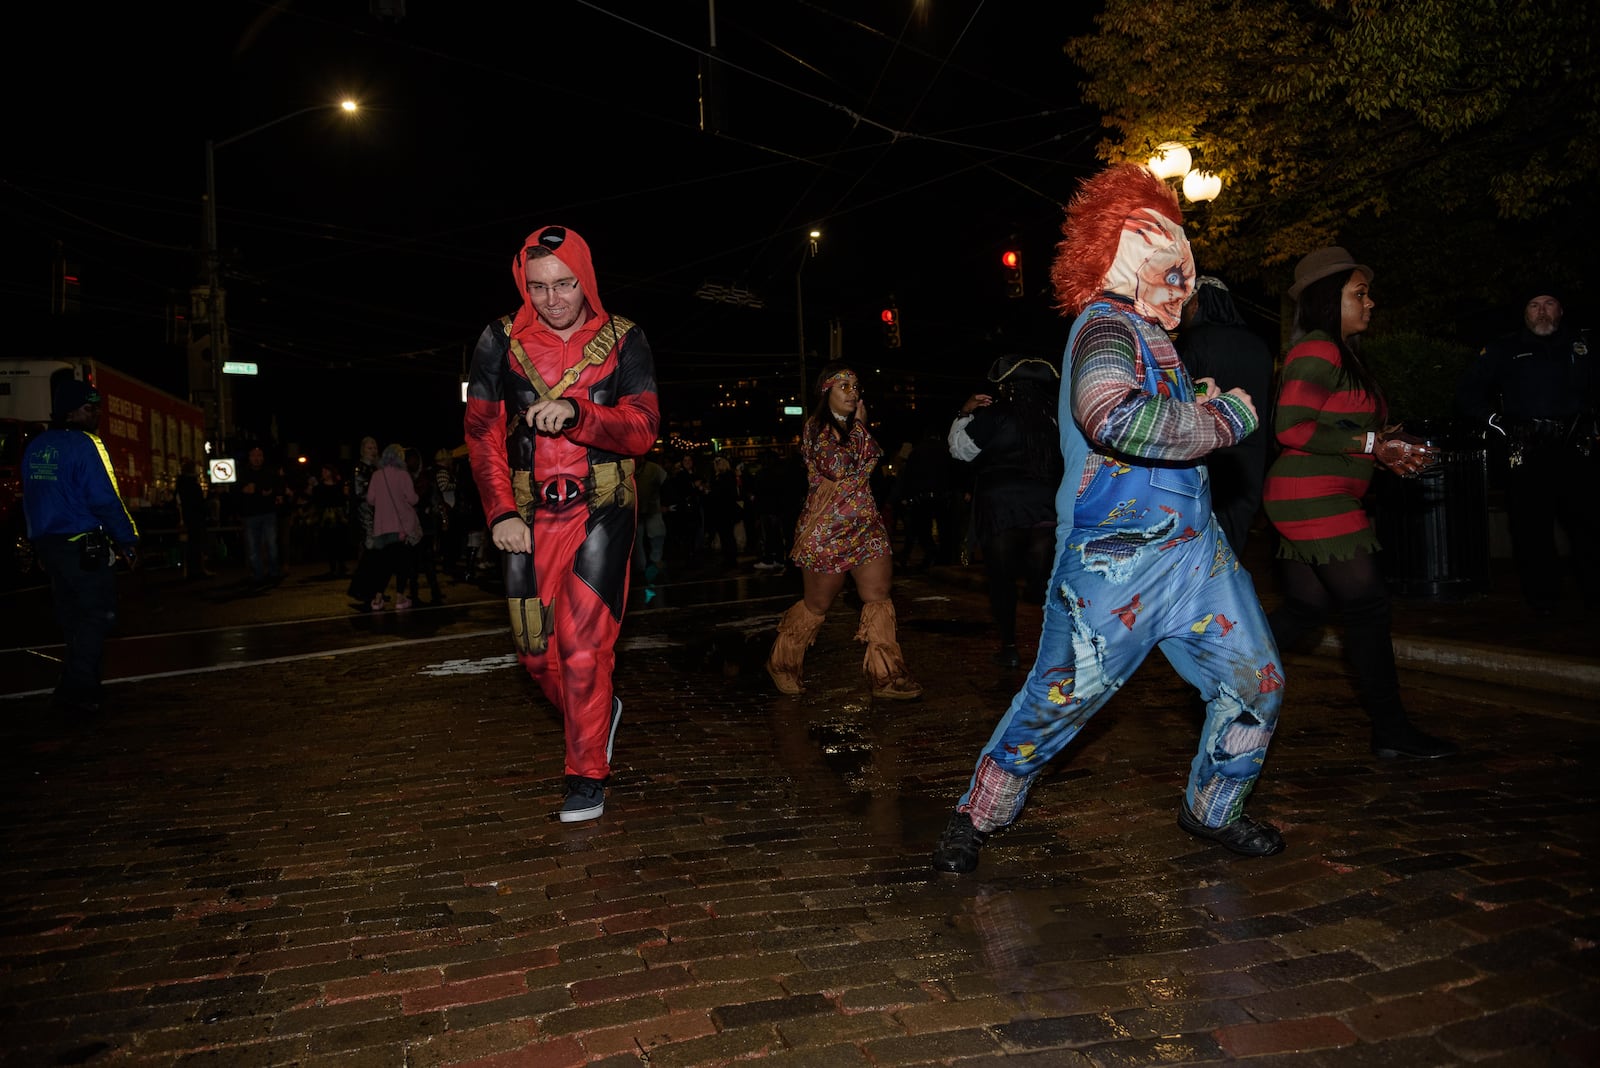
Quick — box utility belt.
[33,529,116,570]
[512,459,635,516]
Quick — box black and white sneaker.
[559,776,606,823]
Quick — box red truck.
[0,359,206,583]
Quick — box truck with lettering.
[0,359,206,583]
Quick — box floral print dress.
[789,416,891,573]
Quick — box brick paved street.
[1,562,1596,1066]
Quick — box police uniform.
[1456,298,1597,611]
[21,380,139,715]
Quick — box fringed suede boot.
[856,600,923,700]
[766,601,827,694]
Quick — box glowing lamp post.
[1146,141,1223,205]
[1182,169,1223,203]
[203,98,358,450]
[1147,142,1192,181]
[794,228,821,404]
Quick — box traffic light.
[880,305,901,349]
[1001,248,1024,299]
[166,300,189,346]
[53,245,81,315]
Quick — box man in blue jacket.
[22,378,139,717]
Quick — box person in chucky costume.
[931,163,1287,874]
[464,225,659,823]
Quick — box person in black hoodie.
[1176,276,1274,554]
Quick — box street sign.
[222,361,258,375]
[783,405,803,416]
[208,459,237,484]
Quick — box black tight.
[1269,549,1404,727]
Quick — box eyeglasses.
[529,278,579,298]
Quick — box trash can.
[1374,418,1491,601]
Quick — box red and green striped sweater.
[1262,332,1386,564]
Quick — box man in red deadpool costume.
[464,225,660,822]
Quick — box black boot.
[1371,720,1459,760]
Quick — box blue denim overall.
[957,303,1283,832]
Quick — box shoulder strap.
[499,315,554,398]
[499,314,635,402]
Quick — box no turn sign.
[209,459,237,485]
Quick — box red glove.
[1374,426,1437,478]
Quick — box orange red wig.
[1050,163,1184,318]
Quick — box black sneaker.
[1176,803,1285,857]
[1371,723,1459,760]
[931,811,989,874]
[559,776,606,823]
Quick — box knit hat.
[1287,246,1372,300]
[51,379,101,420]
[1524,283,1565,310]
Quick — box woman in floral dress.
[765,360,922,699]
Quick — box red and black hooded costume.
[464,225,659,781]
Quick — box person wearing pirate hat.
[933,164,1286,875]
[1456,283,1598,614]
[947,355,1064,668]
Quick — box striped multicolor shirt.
[1262,332,1383,563]
[1069,305,1254,498]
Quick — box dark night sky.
[2,1,1100,458]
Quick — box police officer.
[1456,286,1597,614]
[21,378,140,717]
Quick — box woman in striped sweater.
[1263,247,1457,761]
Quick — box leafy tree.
[1067,0,1599,339]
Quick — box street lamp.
[1146,140,1223,205]
[1182,169,1222,203]
[794,228,821,403]
[1147,142,1191,181]
[203,99,358,451]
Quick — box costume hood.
[509,225,608,338]
[1050,163,1193,329]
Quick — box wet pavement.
[0,548,1596,1067]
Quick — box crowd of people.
[166,438,488,605]
[170,433,857,602]
[23,171,1590,860]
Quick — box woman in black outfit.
[947,355,1064,667]
[706,454,743,568]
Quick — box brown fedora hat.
[1287,246,1372,300]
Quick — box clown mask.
[1101,208,1194,329]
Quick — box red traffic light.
[1001,248,1024,298]
[880,308,897,324]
